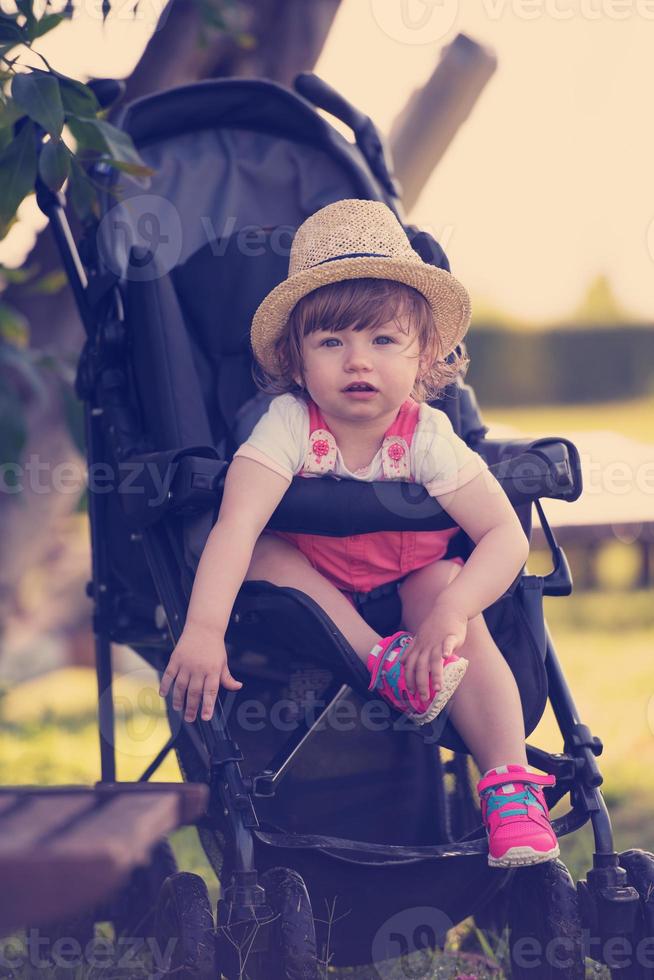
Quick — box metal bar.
[95,631,116,784]
[137,734,177,783]
[266,683,352,788]
[589,787,616,855]
[140,529,259,877]
[34,181,94,337]
[85,402,116,783]
[543,622,615,854]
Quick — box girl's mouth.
[342,383,378,399]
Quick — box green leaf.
[68,154,98,223]
[69,115,152,186]
[96,156,154,178]
[30,12,65,40]
[0,302,29,347]
[38,136,71,191]
[0,97,24,130]
[15,0,48,43]
[0,120,37,239]
[0,262,39,286]
[57,75,99,117]
[15,0,36,27]
[27,268,66,295]
[82,117,145,167]
[12,70,64,137]
[66,114,106,153]
[0,14,24,45]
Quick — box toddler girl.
[159,199,559,868]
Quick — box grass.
[0,588,651,978]
[483,391,654,444]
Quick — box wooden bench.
[531,520,654,589]
[0,781,208,936]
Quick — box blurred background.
[0,1,652,971]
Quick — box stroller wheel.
[608,849,654,980]
[507,858,585,979]
[112,838,178,940]
[153,872,217,979]
[240,867,318,980]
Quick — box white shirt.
[233,393,488,497]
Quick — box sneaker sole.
[408,657,469,725]
[488,843,560,868]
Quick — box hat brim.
[251,256,472,378]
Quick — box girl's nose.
[343,344,372,370]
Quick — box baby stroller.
[34,71,654,978]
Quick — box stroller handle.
[294,72,401,201]
[294,72,369,135]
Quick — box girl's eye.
[318,335,395,348]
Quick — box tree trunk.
[389,33,497,212]
[0,0,342,626]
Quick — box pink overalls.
[272,397,464,602]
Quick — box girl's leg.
[245,534,381,661]
[398,559,528,774]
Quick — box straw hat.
[250,198,472,378]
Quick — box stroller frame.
[31,72,648,974]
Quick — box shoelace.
[370,634,412,691]
[482,783,546,818]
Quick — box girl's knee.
[246,533,310,581]
[399,557,462,601]
[444,560,464,586]
[429,557,464,589]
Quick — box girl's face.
[295,313,426,428]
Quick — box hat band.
[311,251,391,267]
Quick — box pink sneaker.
[367,631,468,726]
[477,764,560,868]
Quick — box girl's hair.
[254,278,469,402]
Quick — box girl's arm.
[432,467,530,620]
[159,456,291,721]
[402,468,530,701]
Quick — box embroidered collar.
[301,397,417,480]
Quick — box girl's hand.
[159,623,243,723]
[401,602,469,701]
